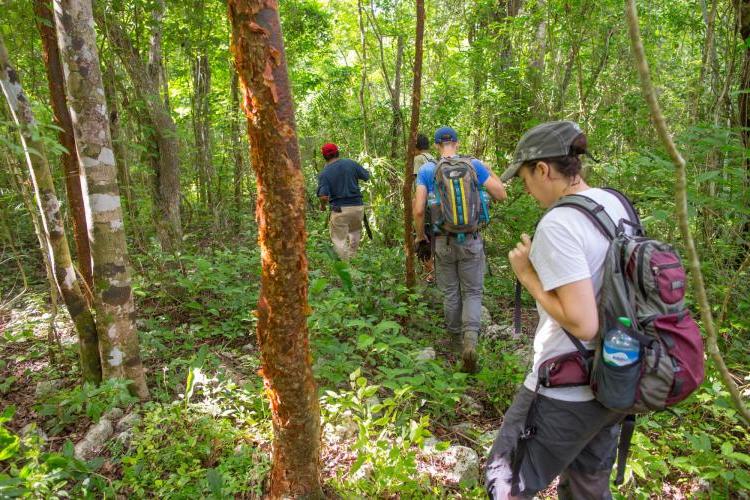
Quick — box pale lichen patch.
[98,147,114,166]
[62,266,76,289]
[90,193,120,213]
[108,347,124,367]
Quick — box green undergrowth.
[2,225,749,498]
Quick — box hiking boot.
[461,331,479,374]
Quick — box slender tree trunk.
[625,0,749,426]
[192,52,215,213]
[55,0,148,399]
[555,41,579,114]
[580,27,614,121]
[231,66,247,230]
[227,2,322,497]
[738,1,750,171]
[102,60,135,222]
[0,35,102,384]
[529,0,547,111]
[357,0,370,153]
[147,0,169,110]
[403,0,425,290]
[736,1,750,259]
[692,0,719,122]
[389,35,404,159]
[0,194,28,294]
[3,149,55,314]
[96,8,182,253]
[33,0,93,295]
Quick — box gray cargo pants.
[434,234,485,338]
[485,386,623,499]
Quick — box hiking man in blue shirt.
[317,143,371,260]
[413,127,507,372]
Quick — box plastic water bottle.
[479,187,490,224]
[602,317,640,367]
[427,192,441,233]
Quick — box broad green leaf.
[357,334,375,349]
[373,320,401,336]
[0,428,19,461]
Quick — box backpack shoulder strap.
[546,194,618,241]
[602,187,644,236]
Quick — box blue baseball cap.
[434,126,458,144]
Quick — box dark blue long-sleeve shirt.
[316,158,370,208]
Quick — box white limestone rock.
[34,379,63,398]
[416,347,436,361]
[115,412,141,432]
[74,419,114,460]
[432,445,480,487]
[102,407,124,421]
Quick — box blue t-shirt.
[416,157,490,193]
[317,158,371,208]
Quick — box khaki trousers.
[330,205,364,260]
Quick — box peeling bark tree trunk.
[0,34,101,384]
[227,2,322,497]
[54,0,149,400]
[403,0,425,290]
[626,0,750,426]
[95,7,182,253]
[33,0,93,295]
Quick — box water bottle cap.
[617,317,632,328]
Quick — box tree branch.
[625,0,749,425]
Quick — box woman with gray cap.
[485,121,635,499]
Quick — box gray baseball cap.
[500,121,584,182]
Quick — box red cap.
[321,143,339,158]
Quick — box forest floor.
[1,226,748,498]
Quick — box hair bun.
[569,133,588,156]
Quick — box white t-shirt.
[522,188,633,402]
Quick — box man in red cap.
[317,143,371,260]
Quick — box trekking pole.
[363,208,373,240]
[513,279,523,336]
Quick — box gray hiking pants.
[485,386,623,499]
[434,235,485,337]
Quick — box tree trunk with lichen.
[227,1,323,497]
[0,34,101,384]
[94,5,182,253]
[54,0,148,400]
[33,0,93,295]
